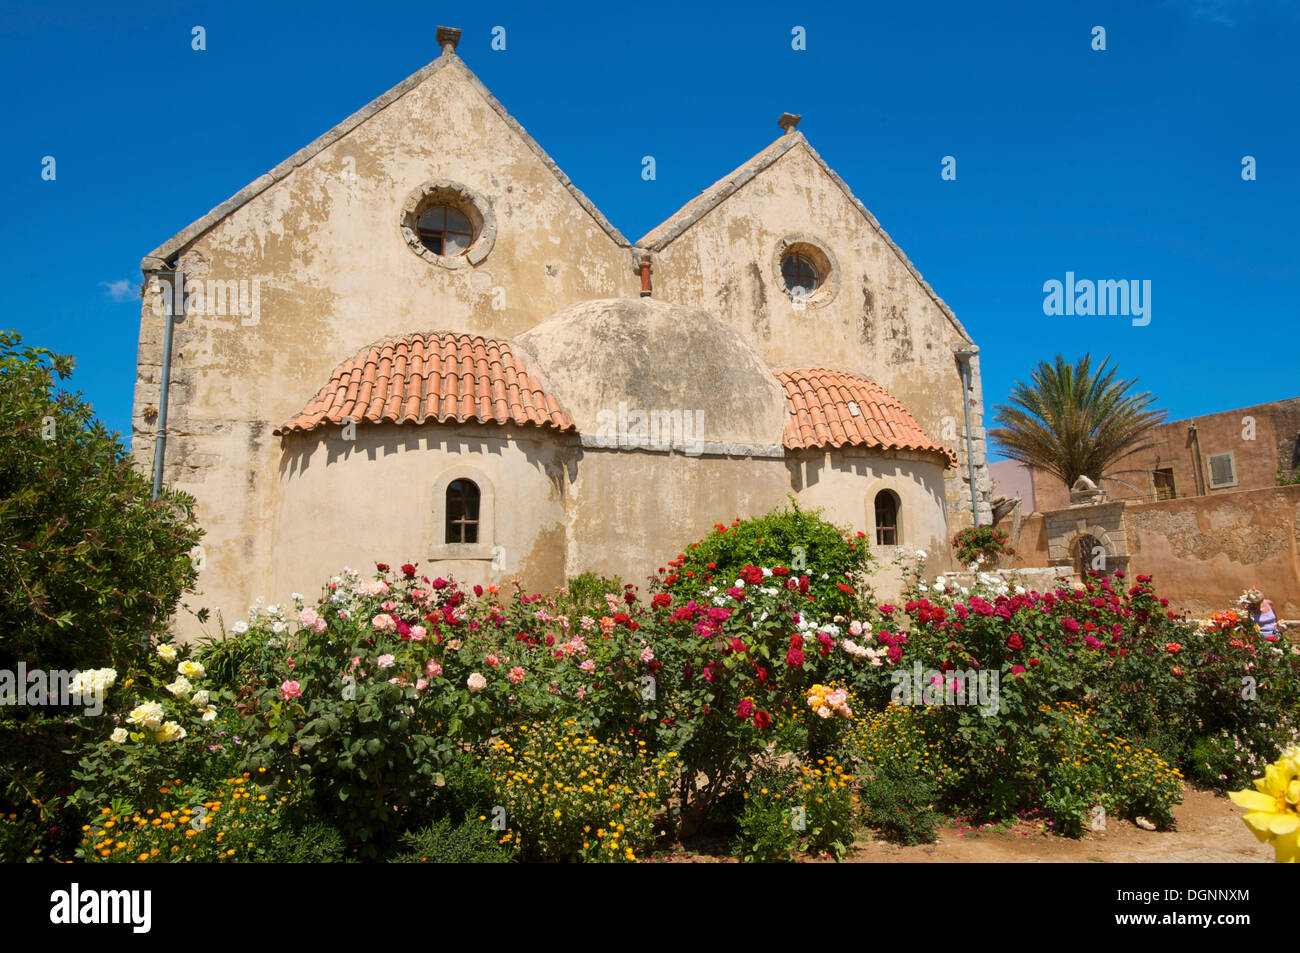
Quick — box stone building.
[1030,397,1300,512]
[131,27,991,639]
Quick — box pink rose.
[508,666,525,684]
[410,625,427,642]
[377,654,396,669]
[280,680,302,700]
[415,678,428,691]
[467,673,487,692]
[372,614,397,632]
[639,647,654,663]
[486,653,500,668]
[580,659,596,673]
[425,660,442,678]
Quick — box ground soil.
[650,784,1271,863]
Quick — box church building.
[131,26,992,638]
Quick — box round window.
[416,206,474,257]
[400,180,497,269]
[781,253,820,294]
[772,236,839,308]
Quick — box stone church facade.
[131,27,991,639]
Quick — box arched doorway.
[1069,533,1102,577]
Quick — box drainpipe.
[953,346,980,526]
[151,270,184,500]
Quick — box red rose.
[837,583,855,595]
[773,566,789,576]
[376,563,390,572]
[786,647,805,668]
[1006,634,1023,651]
[753,710,772,730]
[401,563,417,578]
[737,698,755,720]
[652,593,671,609]
[789,633,803,650]
[742,565,763,585]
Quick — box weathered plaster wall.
[1031,397,1300,511]
[1123,485,1300,617]
[999,485,1300,618]
[274,422,571,608]
[645,139,991,527]
[132,56,637,639]
[788,448,953,593]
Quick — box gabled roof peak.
[142,40,629,272]
[635,128,970,342]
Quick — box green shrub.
[858,762,938,846]
[479,719,673,862]
[390,816,512,863]
[662,498,875,618]
[951,525,1013,568]
[0,329,203,673]
[732,770,801,862]
[0,331,204,853]
[795,757,858,860]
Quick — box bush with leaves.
[661,499,875,619]
[0,329,203,673]
[0,330,203,859]
[390,815,512,863]
[951,526,1013,569]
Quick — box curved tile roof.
[275,331,575,435]
[776,368,957,466]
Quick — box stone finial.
[437,26,462,55]
[1069,475,1105,505]
[778,113,801,135]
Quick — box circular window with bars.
[400,180,496,269]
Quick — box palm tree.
[990,354,1166,490]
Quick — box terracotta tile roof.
[776,368,957,466]
[275,332,575,435]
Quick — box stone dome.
[513,298,787,450]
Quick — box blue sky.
[3,0,1296,459]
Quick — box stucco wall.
[132,57,637,638]
[1031,397,1300,511]
[999,485,1300,618]
[274,422,571,608]
[269,434,943,617]
[645,140,991,527]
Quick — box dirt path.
[652,785,1272,862]
[839,786,1270,863]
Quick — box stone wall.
[998,484,1300,617]
[1031,397,1300,510]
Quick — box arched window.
[445,479,480,544]
[874,490,900,546]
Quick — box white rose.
[157,643,178,662]
[191,690,210,707]
[127,702,164,730]
[154,721,187,743]
[110,728,128,744]
[201,706,217,722]
[165,676,192,697]
[231,621,249,635]
[178,660,205,679]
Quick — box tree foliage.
[989,354,1165,490]
[0,330,203,673]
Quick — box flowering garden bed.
[5,504,1298,863]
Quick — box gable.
[144,51,629,271]
[638,132,970,345]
